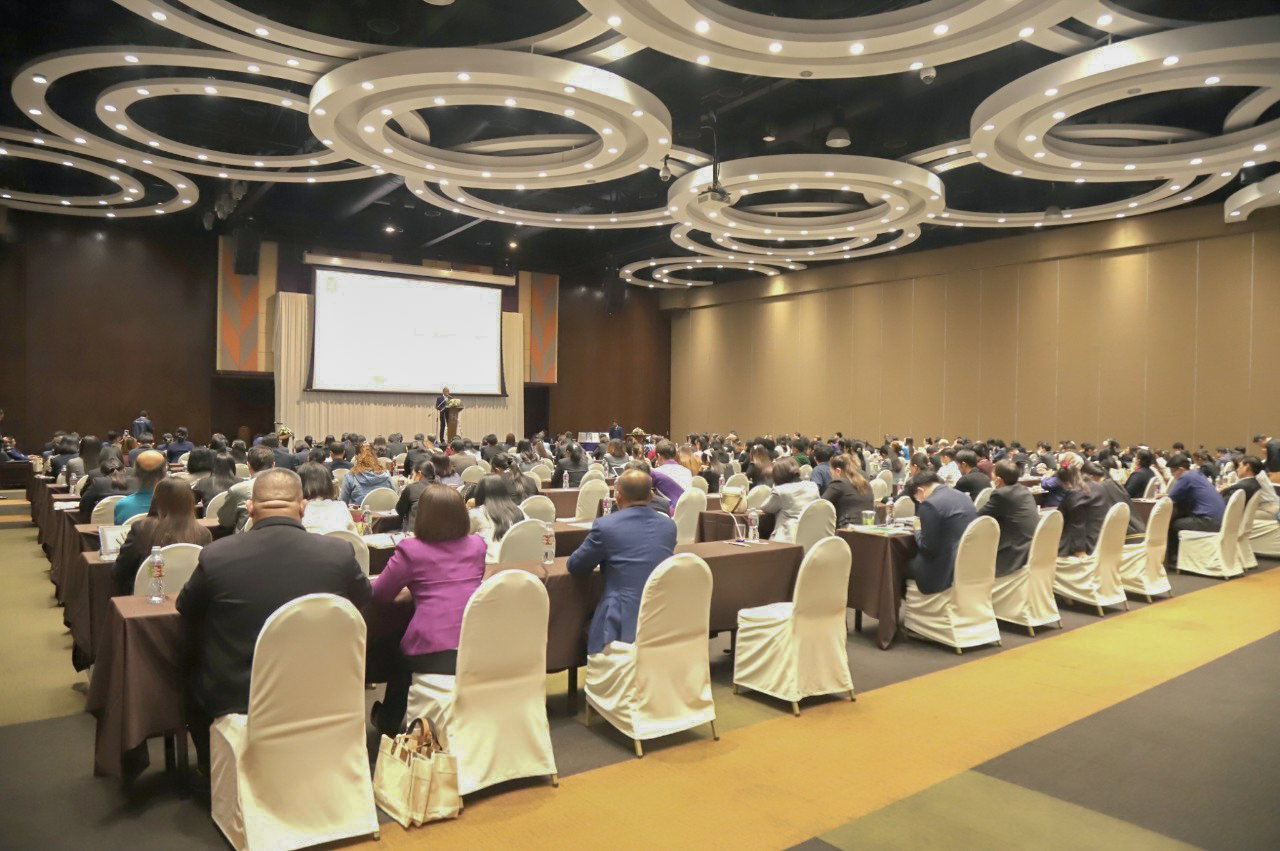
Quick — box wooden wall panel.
[1251,231,1280,435]
[1144,242,1199,449]
[1055,255,1102,444]
[880,279,914,438]
[848,284,885,439]
[1016,261,1059,445]
[977,266,1019,440]
[943,270,983,438]
[1194,233,1253,447]
[910,275,947,439]
[1095,248,1148,445]
[823,288,856,435]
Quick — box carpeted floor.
[1,488,1277,849]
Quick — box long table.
[366,520,594,575]
[87,539,803,777]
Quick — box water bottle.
[561,470,569,488]
[718,473,725,494]
[542,521,555,565]
[886,500,895,524]
[147,546,165,604]
[68,471,78,493]
[747,509,760,542]
[602,492,614,516]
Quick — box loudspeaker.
[604,273,626,315]
[231,227,261,276]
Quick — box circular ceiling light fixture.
[825,127,851,148]
[619,255,804,288]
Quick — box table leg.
[163,734,176,772]
[854,610,863,633]
[566,666,578,715]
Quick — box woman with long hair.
[396,457,437,531]
[338,443,395,506]
[821,454,875,527]
[65,435,102,480]
[299,461,358,534]
[1055,463,1097,557]
[745,444,774,488]
[228,439,248,464]
[553,441,590,487]
[603,439,630,474]
[515,439,539,472]
[430,452,462,486]
[491,452,538,500]
[79,446,135,515]
[193,452,241,511]
[468,474,525,562]
[112,478,212,595]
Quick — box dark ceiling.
[2,1,1279,282]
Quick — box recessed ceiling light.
[1024,134,1037,142]
[1253,143,1267,152]
[1052,111,1066,120]
[768,42,783,53]
[481,171,491,177]
[313,107,324,115]
[381,147,392,154]
[695,20,710,34]
[933,23,949,35]
[361,81,374,90]
[607,147,618,154]
[124,54,139,63]
[1033,151,1045,158]
[27,108,41,115]
[658,136,669,144]
[247,65,260,73]
[1124,163,1136,170]
[60,160,71,166]
[504,97,517,106]
[363,125,374,133]
[1182,195,1193,201]
[74,137,85,144]
[32,73,47,84]
[564,108,575,116]
[1018,27,1035,38]
[584,162,594,169]
[104,104,117,112]
[563,85,575,93]
[1204,76,1221,85]
[1163,56,1179,66]
[380,108,392,116]
[607,15,621,26]
[136,87,149,95]
[1044,87,1058,96]
[982,124,995,132]
[976,152,987,159]
[632,109,644,117]
[434,97,446,105]
[285,58,299,66]
[1071,161,1081,168]
[850,43,864,55]
[204,86,217,94]
[909,61,924,70]
[697,55,710,64]
[255,27,269,36]
[1220,171,1232,177]
[1244,160,1255,167]
[321,138,332,145]
[114,123,127,131]
[1190,157,1202,165]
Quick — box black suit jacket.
[79,473,137,515]
[175,516,372,717]
[978,484,1039,576]
[1098,478,1147,538]
[910,486,978,594]
[403,450,429,475]
[955,469,993,501]
[1125,467,1155,499]
[270,447,298,470]
[1266,439,1280,475]
[1059,484,1108,556]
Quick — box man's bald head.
[247,468,305,523]
[615,469,652,508]
[135,449,168,487]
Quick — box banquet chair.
[461,465,485,485]
[673,488,707,546]
[799,464,813,481]
[584,553,717,757]
[522,473,541,495]
[1176,489,1245,579]
[580,469,606,485]
[132,543,204,596]
[1250,493,1280,558]
[870,478,889,502]
[892,495,915,519]
[519,495,556,524]
[242,517,254,533]
[393,453,407,469]
[1142,476,1160,499]
[204,490,230,521]
[588,462,606,474]
[745,485,771,511]
[75,475,91,495]
[476,459,492,474]
[689,475,709,493]
[210,594,378,851]
[901,517,1001,653]
[122,513,149,527]
[332,468,349,486]
[991,510,1063,635]
[733,536,854,714]
[724,473,749,493]
[574,479,608,521]
[325,529,370,576]
[531,465,552,482]
[359,487,398,513]
[1236,490,1262,571]
[973,488,993,511]
[178,452,191,467]
[91,495,125,526]
[1118,497,1173,601]
[876,470,894,491]
[378,458,394,472]
[1054,502,1130,615]
[730,460,742,474]
[793,499,836,554]
[406,570,557,794]
[235,463,251,479]
[496,519,547,563]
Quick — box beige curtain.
[274,292,524,442]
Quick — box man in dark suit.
[978,461,1040,576]
[435,387,453,442]
[259,433,297,470]
[568,469,677,654]
[1222,455,1266,504]
[403,440,429,476]
[177,468,371,767]
[1254,434,1280,480]
[608,420,624,441]
[131,410,153,439]
[324,441,353,471]
[906,471,977,594]
[479,434,502,463]
[448,438,477,475]
[386,433,407,458]
[1124,449,1158,499]
[953,449,992,501]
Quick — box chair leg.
[995,640,1002,647]
[955,647,963,655]
[1123,600,1130,610]
[550,773,559,788]
[372,831,381,840]
[791,702,801,717]
[1027,625,1035,637]
[854,610,863,633]
[583,700,593,727]
[1145,594,1152,603]
[732,683,741,695]
[1096,605,1105,617]
[710,720,719,741]
[847,690,856,702]
[633,738,644,758]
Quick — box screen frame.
[305,265,507,397]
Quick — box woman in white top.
[761,456,820,543]
[298,462,357,534]
[467,474,525,562]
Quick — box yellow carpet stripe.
[370,570,1280,850]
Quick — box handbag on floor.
[373,716,462,827]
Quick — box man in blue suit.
[567,469,677,655]
[435,387,452,442]
[907,470,978,594]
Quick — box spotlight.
[762,126,777,143]
[825,127,851,148]
[658,156,672,182]
[919,66,937,85]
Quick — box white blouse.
[302,499,357,535]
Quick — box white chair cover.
[584,554,716,748]
[405,570,556,795]
[991,510,1063,631]
[1250,494,1280,558]
[672,489,707,546]
[531,465,552,482]
[519,495,556,524]
[360,488,398,512]
[475,459,492,474]
[122,513,148,527]
[1142,476,1160,498]
[205,490,230,521]
[1054,502,1130,611]
[243,517,255,533]
[588,462,606,474]
[799,464,813,481]
[733,536,854,710]
[689,475,709,493]
[730,460,742,474]
[892,495,915,518]
[496,518,546,563]
[973,488,993,510]
[460,466,485,485]
[1236,489,1261,570]
[580,469,606,485]
[745,484,771,511]
[1177,489,1245,579]
[91,495,125,526]
[393,453,407,468]
[325,529,370,576]
[379,457,394,472]
[876,470,894,492]
[235,463,251,479]
[178,452,191,467]
[793,499,836,554]
[332,468,349,485]
[575,479,608,521]
[1118,497,1173,599]
[870,478,889,501]
[210,595,377,851]
[724,472,749,492]
[75,475,91,495]
[901,516,1001,652]
[132,543,204,596]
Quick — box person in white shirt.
[467,474,525,562]
[653,440,693,490]
[298,462,357,534]
[935,447,960,486]
[761,456,820,543]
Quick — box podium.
[446,407,462,440]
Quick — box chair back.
[871,478,889,501]
[244,595,370,818]
[951,517,1000,618]
[973,488,993,510]
[75,475,90,494]
[475,459,492,474]
[1142,476,1159,498]
[673,488,707,546]
[243,516,255,532]
[1239,488,1263,566]
[332,468,349,485]
[178,452,191,467]
[132,543,204,595]
[725,472,749,492]
[461,465,485,485]
[1093,502,1131,601]
[799,464,813,481]
[203,490,229,521]
[454,569,550,716]
[359,487,398,513]
[580,469,606,485]
[892,495,915,518]
[325,529,370,575]
[1025,510,1063,621]
[794,499,836,553]
[520,495,555,523]
[379,457,394,472]
[91,495,125,526]
[1218,489,1245,568]
[730,460,742,474]
[235,463,251,479]
[575,479,608,521]
[745,484,771,511]
[531,465,552,482]
[792,536,852,623]
[633,554,713,708]
[538,459,556,472]
[496,518,547,563]
[122,513,148,527]
[393,453,407,468]
[588,462,606,474]
[689,475,709,493]
[876,470,894,491]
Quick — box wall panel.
[1251,231,1280,435]
[1095,248,1148,445]
[848,284,885,439]
[1144,242,1199,449]
[1055,255,1102,443]
[943,270,983,438]
[1015,261,1059,445]
[910,276,948,439]
[977,266,1019,440]
[824,288,858,434]
[1194,233,1253,447]
[880,280,915,438]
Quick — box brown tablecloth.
[26,471,52,506]
[366,520,592,575]
[541,488,581,518]
[1,460,33,489]
[1131,499,1156,524]
[65,552,120,670]
[34,481,69,549]
[836,527,917,650]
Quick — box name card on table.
[56,503,81,511]
[363,532,409,549]
[98,525,129,559]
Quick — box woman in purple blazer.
[370,483,487,735]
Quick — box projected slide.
[311,268,503,395]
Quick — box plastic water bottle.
[886,500,896,524]
[561,471,569,488]
[718,473,725,494]
[747,509,760,542]
[602,492,614,516]
[68,471,78,493]
[147,546,165,604]
[542,522,555,565]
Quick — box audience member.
[1056,464,1102,557]
[130,410,153,439]
[64,435,102,480]
[113,450,167,524]
[553,441,591,488]
[953,449,992,501]
[821,454,874,528]
[395,459,434,532]
[338,444,395,506]
[1166,452,1226,561]
[192,453,241,511]
[298,461,357,534]
[761,456,820,543]
[165,426,195,463]
[467,474,525,562]
[127,433,156,467]
[217,446,275,533]
[1084,461,1146,540]
[906,470,977,593]
[978,460,1040,576]
[112,478,213,595]
[259,433,297,471]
